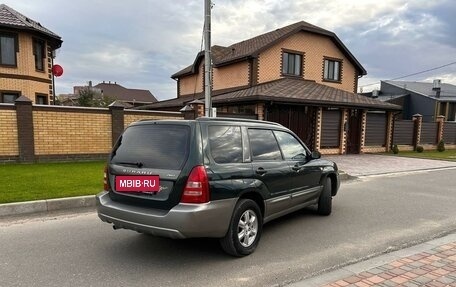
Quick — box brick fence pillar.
[436,115,445,143]
[412,114,423,150]
[359,110,367,154]
[109,101,125,146]
[385,111,394,152]
[189,99,205,118]
[339,109,348,154]
[256,103,265,120]
[15,96,35,162]
[314,107,322,151]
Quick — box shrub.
[392,144,399,154]
[437,140,445,152]
[416,146,424,153]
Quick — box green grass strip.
[0,161,105,204]
[391,149,456,162]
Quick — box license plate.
[115,176,160,192]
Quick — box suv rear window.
[111,124,190,170]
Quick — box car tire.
[317,177,332,216]
[220,199,263,257]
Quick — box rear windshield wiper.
[115,161,144,168]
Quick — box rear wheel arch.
[238,191,265,218]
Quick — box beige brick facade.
[257,32,357,93]
[212,61,250,91]
[0,108,19,156]
[178,62,204,97]
[33,110,112,155]
[0,32,53,104]
[177,31,358,97]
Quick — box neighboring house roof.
[94,82,158,104]
[0,4,62,49]
[383,80,456,102]
[172,21,367,78]
[139,78,400,111]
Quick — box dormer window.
[0,33,17,66]
[282,51,303,76]
[33,39,45,71]
[323,58,342,82]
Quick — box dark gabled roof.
[94,82,157,103]
[383,80,456,102]
[0,4,62,49]
[212,78,400,110]
[172,21,367,78]
[140,78,401,111]
[136,94,196,110]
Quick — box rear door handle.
[256,167,267,175]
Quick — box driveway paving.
[324,154,456,176]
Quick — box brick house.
[59,81,157,107]
[141,21,400,154]
[0,4,62,105]
[367,80,456,122]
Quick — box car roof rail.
[196,117,283,127]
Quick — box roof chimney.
[372,89,379,98]
[433,79,441,90]
[433,79,441,98]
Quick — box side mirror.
[311,150,321,159]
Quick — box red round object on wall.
[52,64,64,77]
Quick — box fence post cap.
[108,100,127,110]
[14,95,32,104]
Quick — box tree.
[77,86,114,107]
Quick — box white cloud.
[2,0,455,100]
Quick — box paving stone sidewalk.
[323,154,456,177]
[292,234,456,287]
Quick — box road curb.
[0,195,96,217]
[0,171,353,217]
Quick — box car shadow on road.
[96,206,327,263]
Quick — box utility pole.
[204,0,212,117]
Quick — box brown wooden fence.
[420,122,439,144]
[444,122,456,144]
[393,120,414,145]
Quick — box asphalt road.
[1,168,456,287]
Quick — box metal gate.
[266,105,316,148]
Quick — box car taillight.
[104,165,110,191]
[181,166,209,204]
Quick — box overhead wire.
[359,61,456,88]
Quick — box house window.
[1,92,19,103]
[282,52,302,76]
[0,33,17,66]
[33,39,45,71]
[323,59,341,81]
[36,94,48,105]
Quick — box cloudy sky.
[4,0,456,100]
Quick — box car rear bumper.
[96,191,237,239]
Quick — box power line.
[359,61,456,88]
